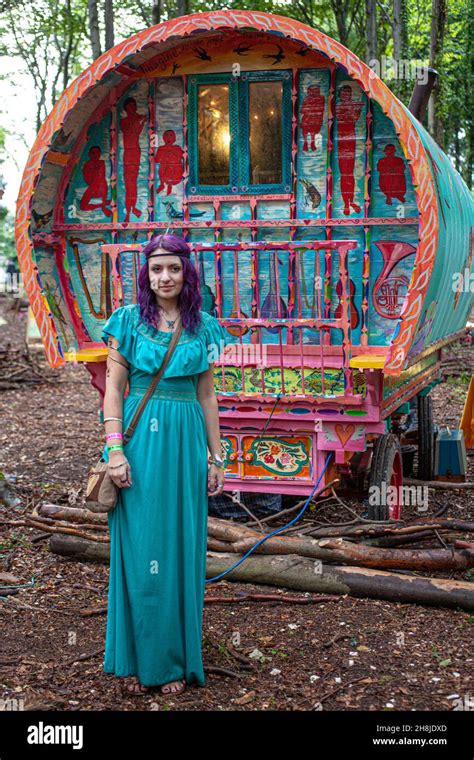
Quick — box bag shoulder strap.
[122,319,184,444]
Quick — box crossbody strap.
[122,319,184,444]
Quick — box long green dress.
[100,304,232,688]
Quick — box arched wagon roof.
[15,10,472,375]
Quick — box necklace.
[158,310,180,331]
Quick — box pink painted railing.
[190,240,359,401]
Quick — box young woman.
[100,233,232,696]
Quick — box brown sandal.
[160,679,186,695]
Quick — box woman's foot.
[160,679,186,695]
[125,677,150,695]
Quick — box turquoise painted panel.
[65,232,113,340]
[296,69,330,219]
[370,102,418,218]
[154,77,185,222]
[369,225,418,345]
[65,113,112,224]
[403,115,474,358]
[331,71,368,219]
[117,81,149,223]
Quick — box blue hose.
[206,452,334,583]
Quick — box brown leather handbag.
[85,320,184,513]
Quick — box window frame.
[187,70,293,196]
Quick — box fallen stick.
[204,593,341,604]
[404,478,474,489]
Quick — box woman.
[100,233,232,696]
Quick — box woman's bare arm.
[197,364,225,496]
[103,337,132,487]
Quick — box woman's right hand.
[107,454,132,488]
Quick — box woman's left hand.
[208,463,225,497]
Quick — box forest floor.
[0,295,473,712]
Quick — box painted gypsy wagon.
[15,11,474,520]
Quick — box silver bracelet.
[103,416,123,423]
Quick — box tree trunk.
[365,0,377,65]
[104,0,114,51]
[176,0,189,17]
[330,0,349,47]
[88,0,102,60]
[428,0,447,146]
[152,0,161,26]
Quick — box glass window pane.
[249,81,282,185]
[197,85,230,185]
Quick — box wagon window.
[197,84,230,185]
[248,81,282,185]
[188,71,291,195]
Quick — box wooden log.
[49,534,110,561]
[318,537,472,570]
[206,553,474,610]
[207,516,262,541]
[48,537,474,610]
[232,533,473,570]
[37,504,107,524]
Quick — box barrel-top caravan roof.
[15,10,474,375]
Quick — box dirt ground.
[0,296,473,712]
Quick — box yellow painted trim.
[63,349,107,363]
[350,355,386,369]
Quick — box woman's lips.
[160,286,174,290]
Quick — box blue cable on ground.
[206,452,334,584]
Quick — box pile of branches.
[4,492,473,611]
[0,341,60,390]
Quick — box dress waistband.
[127,386,198,402]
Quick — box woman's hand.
[107,455,132,488]
[208,463,225,497]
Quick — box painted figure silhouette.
[120,97,147,222]
[80,146,112,216]
[335,85,363,215]
[377,144,407,205]
[155,130,184,195]
[300,85,325,152]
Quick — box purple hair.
[137,233,202,335]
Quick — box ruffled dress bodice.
[101,304,233,394]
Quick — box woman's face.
[148,251,184,301]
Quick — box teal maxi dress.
[100,304,232,688]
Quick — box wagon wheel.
[368,434,403,521]
[417,394,435,481]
